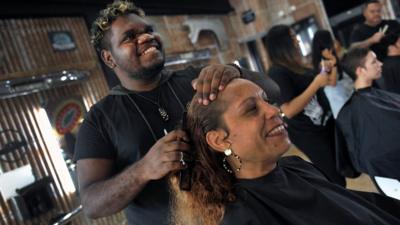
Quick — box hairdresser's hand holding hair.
[139,130,190,180]
[143,63,268,180]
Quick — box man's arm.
[77,158,149,218]
[350,31,385,49]
[77,130,189,218]
[280,73,330,118]
[240,66,330,118]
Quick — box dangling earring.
[222,147,242,174]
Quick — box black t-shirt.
[74,67,200,225]
[268,65,332,132]
[382,55,400,94]
[350,20,400,60]
[222,156,400,225]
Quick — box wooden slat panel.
[0,17,99,81]
[0,20,22,75]
[0,16,124,225]
[0,21,13,74]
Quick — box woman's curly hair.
[170,93,236,225]
[90,1,145,52]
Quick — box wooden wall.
[0,17,125,225]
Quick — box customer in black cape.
[336,47,400,180]
[170,78,400,225]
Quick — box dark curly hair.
[170,93,236,225]
[90,1,145,52]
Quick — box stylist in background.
[264,25,345,186]
[349,0,400,61]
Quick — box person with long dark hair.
[170,78,400,225]
[263,25,345,186]
[311,30,353,118]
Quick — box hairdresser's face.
[106,14,165,81]
[361,51,382,80]
[363,3,382,26]
[221,79,291,164]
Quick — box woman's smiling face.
[216,79,291,164]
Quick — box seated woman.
[170,78,400,225]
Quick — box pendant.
[158,107,169,122]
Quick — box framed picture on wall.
[48,31,76,51]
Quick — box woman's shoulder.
[279,156,309,168]
[279,156,328,178]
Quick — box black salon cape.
[221,157,400,225]
[335,87,400,180]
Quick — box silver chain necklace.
[131,87,170,122]
[126,81,186,141]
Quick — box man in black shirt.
[336,48,400,180]
[380,31,400,94]
[349,0,400,61]
[74,1,280,225]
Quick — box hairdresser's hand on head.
[192,64,241,105]
[139,130,189,180]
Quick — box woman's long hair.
[263,24,308,74]
[311,30,342,78]
[170,95,236,225]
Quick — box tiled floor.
[283,145,378,193]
